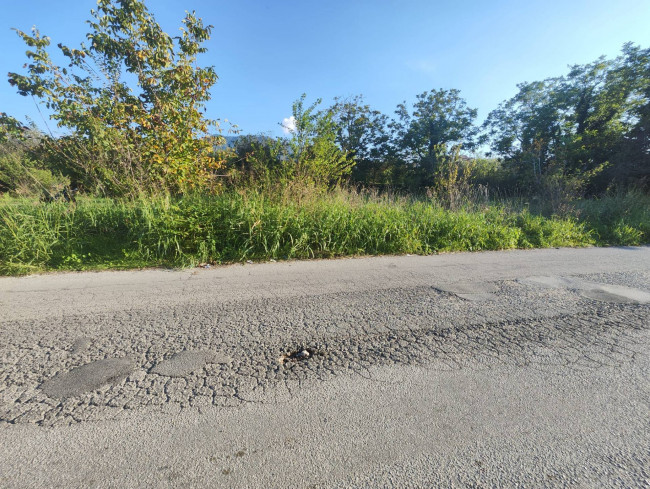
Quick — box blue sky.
[2,0,650,137]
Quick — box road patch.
[40,355,138,399]
[518,276,650,304]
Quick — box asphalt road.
[1,247,649,488]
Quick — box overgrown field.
[1,190,648,276]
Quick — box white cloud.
[281,115,296,134]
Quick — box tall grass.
[1,189,647,276]
[575,191,650,245]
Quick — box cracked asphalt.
[1,247,649,488]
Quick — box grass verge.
[1,190,647,276]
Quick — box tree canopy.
[7,0,222,195]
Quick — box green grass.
[574,191,650,246]
[1,189,647,276]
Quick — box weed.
[0,189,647,275]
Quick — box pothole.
[278,347,323,365]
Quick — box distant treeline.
[223,43,649,195]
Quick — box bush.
[575,191,650,245]
[0,116,69,197]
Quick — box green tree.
[390,89,479,185]
[224,134,286,186]
[281,94,351,187]
[7,0,222,195]
[612,43,650,189]
[484,44,650,193]
[329,95,391,184]
[560,57,632,181]
[483,79,565,183]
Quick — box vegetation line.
[1,190,648,276]
[1,1,648,275]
